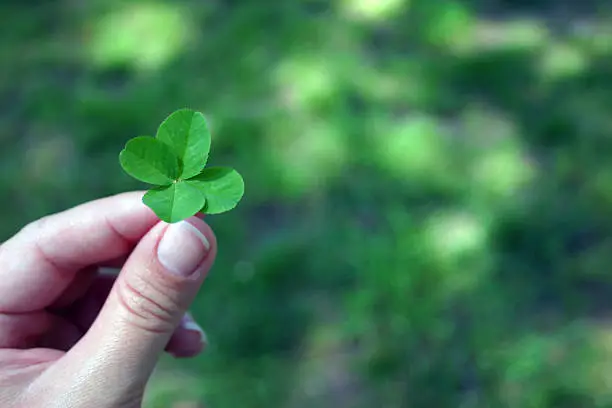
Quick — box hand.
[0,192,217,408]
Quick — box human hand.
[0,192,217,407]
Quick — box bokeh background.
[2,0,612,406]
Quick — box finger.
[48,266,99,310]
[43,217,216,403]
[0,311,54,348]
[98,255,130,269]
[37,316,83,351]
[0,191,158,313]
[165,313,208,358]
[66,274,117,333]
[65,275,207,357]
[0,269,99,349]
[0,311,89,351]
[0,348,64,367]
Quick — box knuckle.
[19,215,50,237]
[115,275,180,334]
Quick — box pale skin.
[0,191,217,407]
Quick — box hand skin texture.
[0,191,217,408]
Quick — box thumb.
[41,216,216,406]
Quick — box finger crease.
[116,279,175,334]
[33,238,82,274]
[103,214,135,252]
[122,279,175,321]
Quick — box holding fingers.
[0,192,217,408]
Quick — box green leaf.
[186,166,244,214]
[119,136,180,185]
[118,109,244,222]
[156,108,211,179]
[143,182,206,223]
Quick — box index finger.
[0,191,159,313]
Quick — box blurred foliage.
[3,0,612,406]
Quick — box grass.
[3,0,612,406]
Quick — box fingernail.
[181,313,208,346]
[157,219,210,277]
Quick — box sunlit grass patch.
[458,106,536,202]
[338,0,407,22]
[265,116,348,196]
[458,18,550,55]
[275,53,340,110]
[371,114,455,187]
[424,210,488,261]
[421,1,475,52]
[471,143,535,200]
[88,2,194,72]
[421,209,491,294]
[539,41,589,81]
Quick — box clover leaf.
[156,108,211,179]
[119,136,180,185]
[119,109,244,223]
[186,167,245,214]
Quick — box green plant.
[119,108,244,223]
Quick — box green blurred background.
[2,0,612,406]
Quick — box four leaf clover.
[119,109,244,223]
